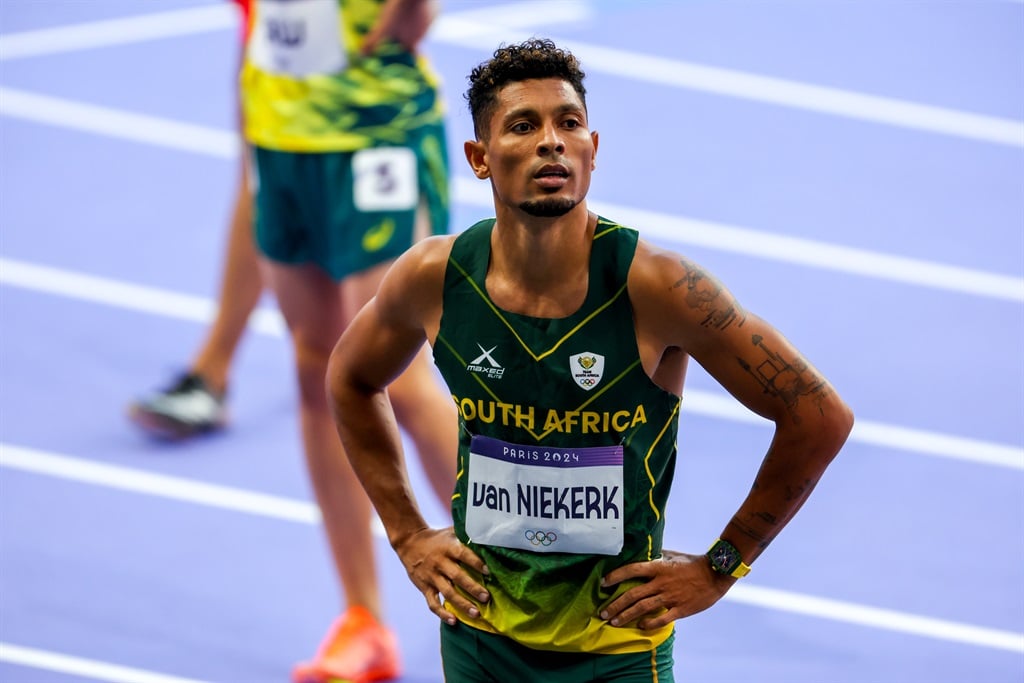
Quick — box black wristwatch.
[706,538,752,578]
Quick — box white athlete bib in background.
[353,147,419,212]
[249,0,346,76]
[466,435,624,555]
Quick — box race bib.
[466,435,624,555]
[353,147,419,212]
[248,0,346,76]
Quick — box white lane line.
[0,88,239,158]
[0,0,586,61]
[2,88,1020,303]
[0,256,285,336]
[726,584,1024,655]
[2,443,1021,655]
[0,3,1020,147]
[454,177,1024,303]
[1,444,318,524]
[0,641,213,683]
[542,35,1024,148]
[676,381,1024,471]
[1,256,1021,471]
[0,4,238,60]
[617,209,1024,303]
[430,0,593,33]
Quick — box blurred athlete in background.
[131,2,457,681]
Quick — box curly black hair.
[465,38,587,139]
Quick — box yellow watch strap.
[730,560,752,578]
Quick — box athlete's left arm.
[362,0,438,55]
[601,242,854,629]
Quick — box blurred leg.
[189,158,262,395]
[127,158,259,439]
[262,260,382,617]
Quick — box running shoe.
[127,372,227,440]
[292,606,402,683]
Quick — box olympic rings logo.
[525,530,558,546]
[577,378,597,387]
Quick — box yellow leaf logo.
[362,218,395,252]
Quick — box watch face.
[708,540,740,574]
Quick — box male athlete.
[327,38,853,681]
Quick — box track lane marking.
[1,89,1020,302]
[0,641,213,683]
[1,3,1021,146]
[1,257,1021,470]
[2,443,1021,655]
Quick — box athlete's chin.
[519,198,578,217]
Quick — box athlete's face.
[465,78,598,218]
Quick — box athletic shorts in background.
[440,621,675,683]
[251,121,449,281]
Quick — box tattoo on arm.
[784,478,816,502]
[671,258,746,331]
[730,475,820,555]
[731,514,776,551]
[737,334,831,422]
[671,259,831,422]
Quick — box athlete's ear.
[464,139,490,179]
[591,130,599,171]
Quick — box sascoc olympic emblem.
[569,351,605,392]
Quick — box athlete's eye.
[511,121,533,134]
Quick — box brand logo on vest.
[467,343,505,379]
[569,351,605,391]
[361,218,395,252]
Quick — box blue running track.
[1,1,1022,681]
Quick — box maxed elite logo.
[570,351,605,391]
[467,343,504,379]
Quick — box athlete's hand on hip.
[393,526,490,625]
[599,550,733,630]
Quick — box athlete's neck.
[486,208,596,318]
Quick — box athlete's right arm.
[326,235,490,624]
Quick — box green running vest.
[434,217,681,654]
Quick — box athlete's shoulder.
[632,237,727,291]
[626,235,695,302]
[375,234,454,327]
[399,233,458,275]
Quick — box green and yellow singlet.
[240,0,444,152]
[434,218,683,655]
